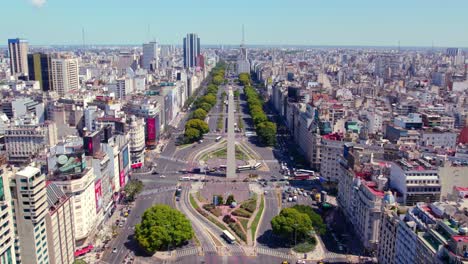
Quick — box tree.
[192,108,207,120]
[202,94,217,107]
[124,179,144,201]
[214,195,224,205]
[226,195,235,205]
[213,75,224,85]
[292,205,326,235]
[239,73,251,86]
[207,84,218,94]
[184,127,201,142]
[271,208,313,243]
[256,121,277,146]
[186,119,209,134]
[135,204,194,254]
[199,102,212,112]
[233,90,240,99]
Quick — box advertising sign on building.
[56,153,86,175]
[95,179,103,213]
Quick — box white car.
[264,191,268,194]
[160,175,166,178]
[112,247,117,253]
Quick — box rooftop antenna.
[398,40,400,53]
[82,27,86,50]
[241,24,245,47]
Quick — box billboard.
[122,147,129,168]
[146,117,156,141]
[56,153,86,175]
[84,131,101,156]
[119,149,126,188]
[94,179,103,213]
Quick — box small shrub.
[232,208,252,218]
[229,222,247,242]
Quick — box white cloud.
[30,0,46,8]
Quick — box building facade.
[8,38,29,76]
[51,58,79,96]
[183,33,200,68]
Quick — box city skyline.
[3,0,468,47]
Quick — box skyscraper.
[51,58,79,96]
[27,53,54,91]
[8,38,29,76]
[183,33,200,68]
[142,41,159,71]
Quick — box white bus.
[222,230,236,244]
[252,163,262,170]
[215,136,222,142]
[296,169,315,175]
[180,176,191,181]
[236,165,251,172]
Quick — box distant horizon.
[1,43,467,50]
[3,0,468,47]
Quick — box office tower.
[10,166,49,264]
[183,33,200,68]
[0,167,17,264]
[27,53,54,91]
[8,38,29,76]
[142,41,159,71]
[51,58,79,96]
[45,183,76,264]
[5,118,58,164]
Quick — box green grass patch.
[232,208,252,218]
[189,194,199,210]
[239,218,249,231]
[203,204,222,217]
[240,198,257,213]
[229,222,247,242]
[251,195,265,242]
[293,237,317,253]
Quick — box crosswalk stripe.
[256,247,295,260]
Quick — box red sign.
[94,179,103,213]
[131,162,143,169]
[119,170,125,188]
[146,117,156,141]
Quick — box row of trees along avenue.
[183,62,226,143]
[239,73,277,146]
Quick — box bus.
[236,165,251,172]
[252,163,262,170]
[215,136,222,142]
[180,176,191,181]
[296,169,315,175]
[222,230,236,244]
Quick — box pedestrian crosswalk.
[175,247,199,258]
[139,186,176,196]
[158,155,188,164]
[256,247,295,260]
[227,245,244,255]
[324,251,346,259]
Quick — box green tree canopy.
[226,195,235,205]
[271,207,313,243]
[256,121,277,146]
[135,204,194,254]
[239,73,251,86]
[199,102,212,112]
[186,119,209,134]
[213,75,224,85]
[192,108,207,120]
[184,127,201,142]
[124,179,144,201]
[292,205,326,235]
[207,84,218,94]
[202,94,217,107]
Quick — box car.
[119,223,124,227]
[282,261,289,264]
[176,197,180,202]
[303,193,308,197]
[264,191,268,194]
[112,247,117,253]
[159,175,166,178]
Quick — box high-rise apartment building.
[183,33,200,68]
[0,167,17,264]
[27,53,54,92]
[51,58,79,96]
[128,116,145,168]
[142,41,159,71]
[8,38,29,76]
[10,166,49,264]
[45,182,75,264]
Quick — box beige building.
[128,116,145,167]
[10,166,49,264]
[45,182,75,264]
[5,118,58,164]
[51,165,97,242]
[8,38,29,76]
[51,58,79,96]
[0,167,17,264]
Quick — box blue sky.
[3,0,468,47]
